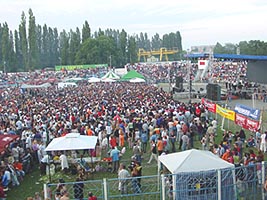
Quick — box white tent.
[158,149,235,200]
[129,77,146,83]
[45,133,98,151]
[159,149,234,173]
[101,70,120,80]
[21,82,51,89]
[101,78,117,82]
[88,77,101,83]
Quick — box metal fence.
[45,162,267,200]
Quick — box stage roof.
[185,53,267,60]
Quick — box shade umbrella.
[45,133,98,151]
[0,134,20,155]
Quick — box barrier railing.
[45,162,266,200]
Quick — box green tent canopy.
[121,70,145,80]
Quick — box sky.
[1,0,267,50]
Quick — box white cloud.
[0,0,266,49]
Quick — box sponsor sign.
[55,64,108,71]
[216,104,235,121]
[201,98,216,113]
[235,113,260,132]
[234,104,260,120]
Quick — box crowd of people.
[0,59,265,199]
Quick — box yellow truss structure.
[137,47,179,62]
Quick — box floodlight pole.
[187,49,192,103]
[109,55,112,68]
[3,61,6,74]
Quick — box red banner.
[246,118,260,132]
[201,98,216,113]
[235,113,259,132]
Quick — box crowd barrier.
[44,161,267,200]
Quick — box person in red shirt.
[88,192,97,200]
[109,135,117,149]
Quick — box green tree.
[176,31,182,51]
[28,8,38,70]
[151,33,161,50]
[1,22,9,72]
[14,30,23,71]
[82,20,91,43]
[8,30,16,72]
[36,25,43,68]
[41,24,49,67]
[213,42,226,54]
[118,29,127,65]
[0,24,2,66]
[59,29,70,65]
[75,35,116,65]
[19,11,28,71]
[52,28,60,65]
[127,35,137,63]
[69,27,81,64]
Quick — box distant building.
[190,45,215,54]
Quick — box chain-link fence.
[45,162,267,200]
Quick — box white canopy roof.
[21,82,51,89]
[101,78,117,82]
[88,77,101,83]
[159,149,234,174]
[45,133,98,151]
[101,70,120,80]
[129,77,146,83]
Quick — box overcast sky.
[1,0,267,49]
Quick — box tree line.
[1,9,267,73]
[0,9,183,72]
[213,41,267,55]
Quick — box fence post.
[43,183,47,199]
[103,178,108,200]
[217,169,221,200]
[161,174,165,200]
[262,161,265,200]
[232,168,237,200]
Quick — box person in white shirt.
[59,152,69,173]
[25,133,32,149]
[118,163,130,194]
[260,132,267,153]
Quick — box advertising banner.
[216,104,235,121]
[201,98,216,113]
[235,113,260,132]
[246,118,260,132]
[234,103,261,120]
[55,64,108,71]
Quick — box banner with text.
[235,113,260,132]
[55,64,108,71]
[234,103,261,121]
[201,98,217,113]
[216,104,236,121]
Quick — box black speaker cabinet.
[175,76,183,90]
[206,83,221,101]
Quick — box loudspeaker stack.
[206,83,221,101]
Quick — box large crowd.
[0,59,266,199]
